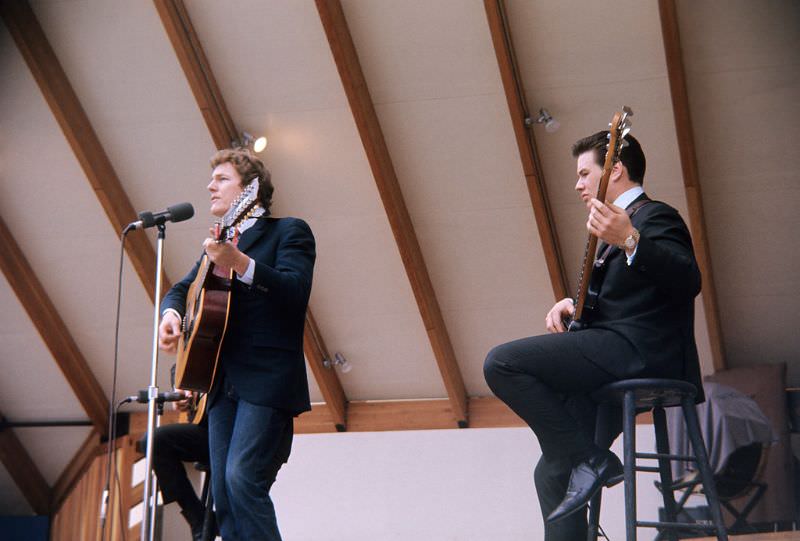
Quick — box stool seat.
[588,378,727,541]
[591,378,697,409]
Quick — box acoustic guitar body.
[175,255,233,393]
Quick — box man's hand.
[587,198,635,251]
[158,311,182,354]
[172,388,196,412]
[546,298,575,333]
[203,234,250,276]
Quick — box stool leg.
[588,402,613,541]
[653,406,678,541]
[623,390,637,541]
[587,490,602,541]
[201,472,215,541]
[681,396,728,541]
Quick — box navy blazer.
[162,216,315,415]
[580,194,704,397]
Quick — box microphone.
[125,202,194,232]
[122,389,188,404]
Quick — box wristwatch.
[621,228,640,251]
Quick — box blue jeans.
[208,379,293,541]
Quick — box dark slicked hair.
[571,130,646,184]
[210,147,274,213]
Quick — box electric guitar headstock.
[595,106,634,203]
[214,177,260,242]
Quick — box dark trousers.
[208,378,293,541]
[484,330,629,541]
[145,422,209,508]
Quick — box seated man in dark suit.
[159,147,315,541]
[484,131,703,541]
[139,391,209,541]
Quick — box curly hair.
[210,147,274,212]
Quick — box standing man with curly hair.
[159,147,315,540]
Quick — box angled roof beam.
[303,312,347,431]
[483,0,568,301]
[315,0,468,427]
[0,215,109,433]
[658,0,726,371]
[153,0,347,429]
[0,0,169,304]
[0,411,51,514]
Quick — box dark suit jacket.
[580,194,703,395]
[162,216,315,415]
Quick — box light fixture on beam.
[323,352,353,374]
[525,108,560,133]
[233,131,268,153]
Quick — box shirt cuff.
[236,257,256,285]
[162,308,182,321]
[626,246,638,266]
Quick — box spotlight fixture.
[323,352,353,374]
[526,108,560,133]
[233,131,268,153]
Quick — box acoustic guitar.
[567,107,633,331]
[174,178,260,395]
[177,392,208,425]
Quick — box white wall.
[163,425,705,541]
[160,424,688,540]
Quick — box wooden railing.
[51,436,140,541]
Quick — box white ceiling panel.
[15,426,93,486]
[0,465,32,515]
[675,0,800,377]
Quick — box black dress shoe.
[546,449,624,524]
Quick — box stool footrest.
[636,452,696,461]
[636,466,662,473]
[637,520,718,531]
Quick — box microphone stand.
[147,400,164,541]
[140,223,167,541]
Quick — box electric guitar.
[567,107,633,331]
[174,178,260,393]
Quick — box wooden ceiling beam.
[315,0,469,427]
[0,411,51,514]
[151,0,236,149]
[303,312,347,430]
[0,1,169,304]
[483,0,569,301]
[153,0,348,429]
[658,0,726,371]
[129,396,654,434]
[0,215,109,433]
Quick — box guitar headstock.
[593,107,634,204]
[606,106,634,164]
[216,177,260,241]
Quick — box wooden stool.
[193,462,216,541]
[587,379,728,541]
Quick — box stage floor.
[696,531,800,541]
